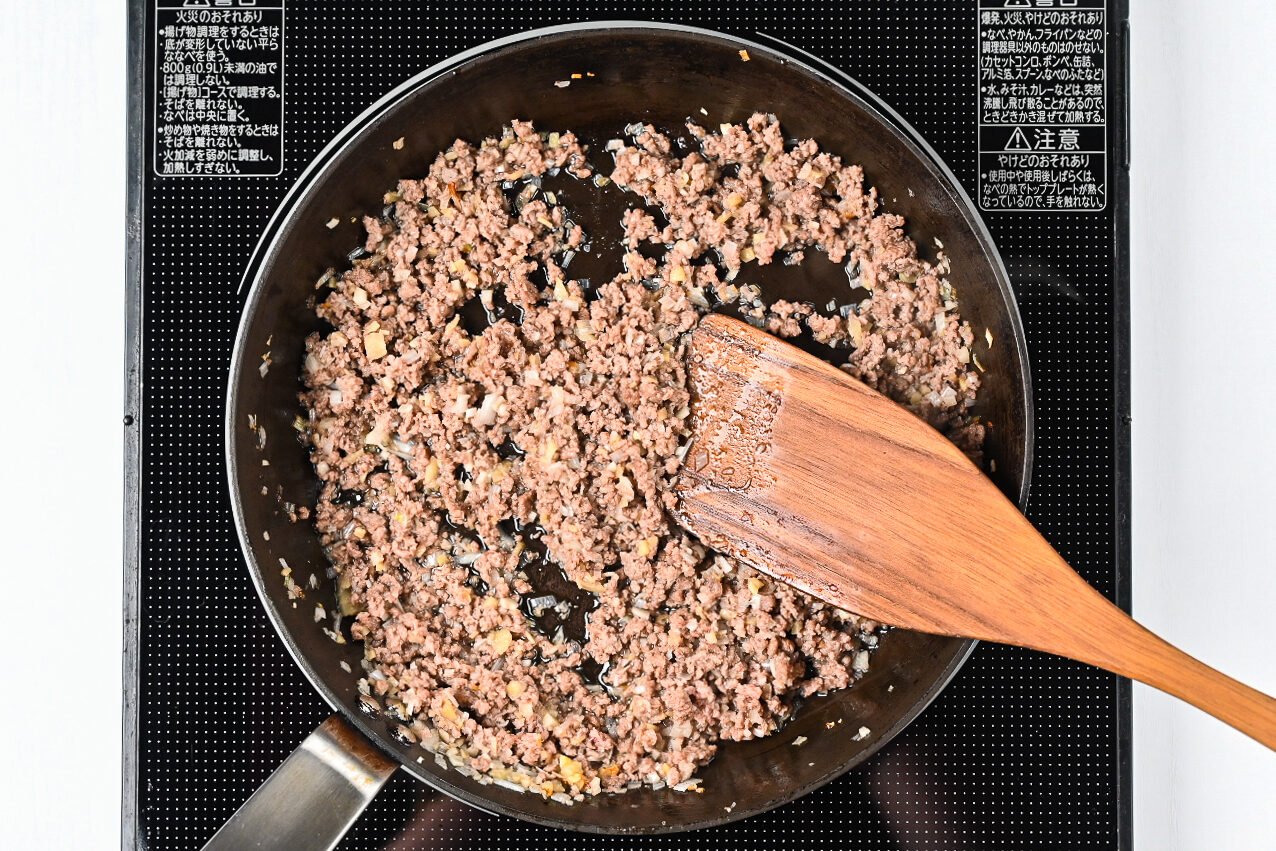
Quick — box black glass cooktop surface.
[125,2,1131,848]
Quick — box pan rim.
[225,19,1035,835]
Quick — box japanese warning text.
[154,1,284,177]
[978,0,1107,211]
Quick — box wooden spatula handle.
[934,515,1276,751]
[900,508,1276,750]
[1038,578,1276,751]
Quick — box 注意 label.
[153,0,284,177]
[977,0,1106,211]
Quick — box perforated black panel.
[128,2,1130,848]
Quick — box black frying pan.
[215,21,1033,848]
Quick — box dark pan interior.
[226,24,1032,834]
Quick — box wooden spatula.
[674,313,1276,749]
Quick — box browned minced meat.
[610,114,984,450]
[300,115,981,801]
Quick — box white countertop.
[1129,2,1276,848]
[0,1,1271,847]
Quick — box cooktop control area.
[125,2,1130,848]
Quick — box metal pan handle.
[201,715,397,851]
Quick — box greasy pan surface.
[226,23,1032,834]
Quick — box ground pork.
[610,114,984,449]
[299,115,983,801]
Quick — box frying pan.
[214,21,1034,849]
